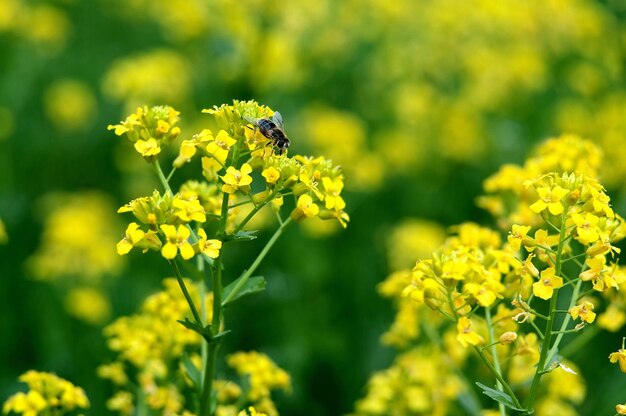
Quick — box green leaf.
[181,353,201,388]
[232,230,258,241]
[475,382,526,412]
[178,318,212,338]
[222,275,266,306]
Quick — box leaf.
[232,230,258,241]
[178,318,212,339]
[475,382,526,413]
[222,275,266,306]
[181,353,201,388]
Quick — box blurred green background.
[2,0,626,414]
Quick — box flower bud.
[499,332,518,345]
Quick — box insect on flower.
[244,111,290,154]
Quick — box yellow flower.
[134,138,161,157]
[530,185,569,215]
[570,212,600,245]
[456,316,484,347]
[568,301,596,323]
[206,130,237,165]
[321,176,346,210]
[508,224,531,251]
[117,222,145,255]
[262,166,281,185]
[238,406,268,416]
[173,139,198,167]
[532,267,563,300]
[197,229,222,258]
[3,371,89,415]
[617,403,626,415]
[291,194,320,221]
[172,196,206,223]
[160,224,194,260]
[221,163,253,194]
[609,346,626,373]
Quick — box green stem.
[445,291,521,410]
[546,278,583,363]
[200,192,230,415]
[169,259,202,324]
[473,346,524,410]
[222,217,293,306]
[231,191,277,236]
[485,307,506,416]
[525,210,567,411]
[153,160,174,195]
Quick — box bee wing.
[272,111,285,130]
[243,115,258,125]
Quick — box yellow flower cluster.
[0,0,70,54]
[478,134,603,229]
[227,351,291,402]
[112,101,348,262]
[108,105,182,160]
[99,278,291,416]
[362,134,626,414]
[102,50,192,110]
[354,347,463,416]
[3,370,89,416]
[100,278,211,415]
[25,192,123,324]
[43,79,97,132]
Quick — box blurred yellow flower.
[44,79,97,131]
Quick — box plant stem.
[525,210,567,410]
[169,259,202,324]
[222,217,292,306]
[231,192,276,236]
[153,160,173,195]
[485,307,506,416]
[473,346,523,410]
[200,192,230,415]
[446,290,521,410]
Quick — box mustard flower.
[321,176,346,210]
[206,130,237,165]
[3,390,47,416]
[262,166,280,185]
[568,301,596,324]
[456,316,484,347]
[173,139,198,167]
[579,255,620,292]
[172,196,206,223]
[532,266,563,300]
[570,212,600,245]
[609,342,626,373]
[197,229,222,258]
[160,224,194,260]
[3,371,89,415]
[221,163,253,195]
[530,185,569,215]
[134,138,161,157]
[106,391,133,415]
[508,224,531,251]
[465,278,502,307]
[290,194,319,221]
[617,404,626,415]
[238,407,268,416]
[117,222,145,255]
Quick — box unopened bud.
[499,332,518,345]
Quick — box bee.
[244,111,290,154]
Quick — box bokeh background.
[2,0,626,414]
